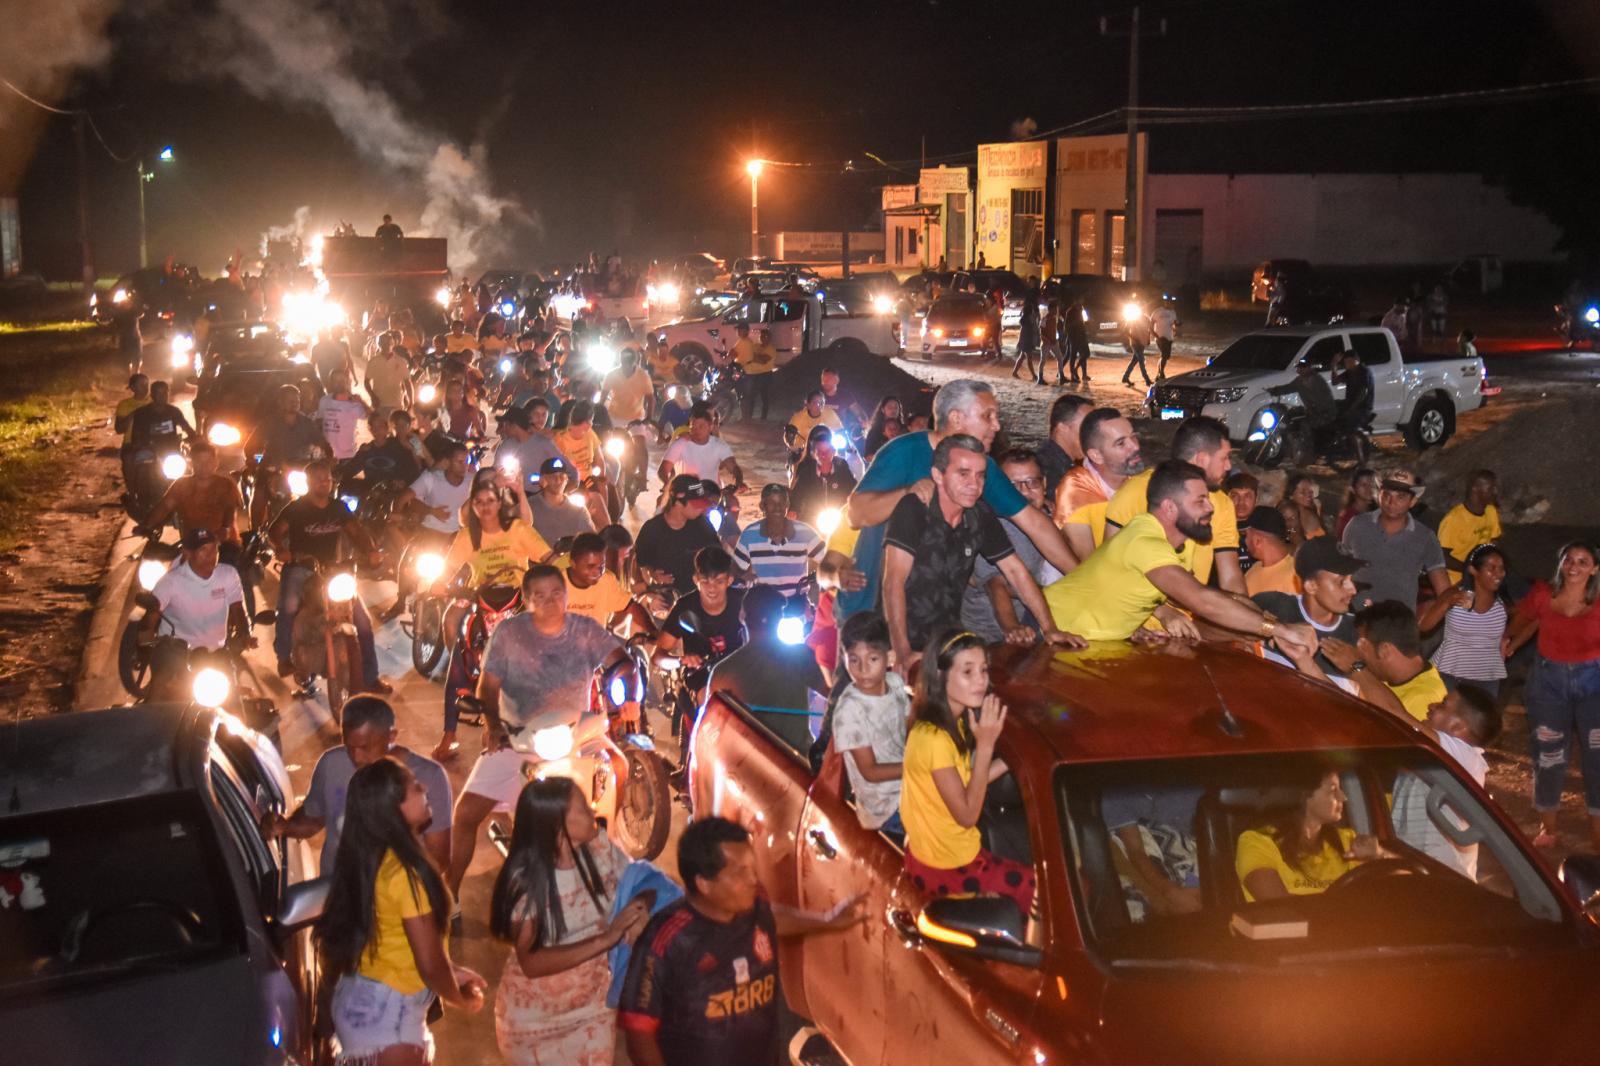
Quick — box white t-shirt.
[1150,307,1177,341]
[316,395,368,460]
[410,469,471,533]
[662,435,734,481]
[153,561,244,651]
[1392,732,1487,881]
[832,674,910,830]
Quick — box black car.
[1045,274,1169,338]
[919,292,1001,358]
[0,704,327,1066]
[194,351,324,445]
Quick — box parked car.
[918,292,1001,359]
[688,640,1600,1065]
[1045,273,1168,339]
[1151,325,1485,449]
[1,704,328,1065]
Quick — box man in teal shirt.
[841,379,1079,622]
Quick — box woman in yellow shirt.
[1235,766,1385,902]
[900,628,1035,913]
[317,757,487,1063]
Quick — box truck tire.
[1404,395,1454,450]
[671,343,710,384]
[826,336,869,357]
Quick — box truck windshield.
[1056,750,1567,968]
[1208,335,1306,371]
[0,793,239,997]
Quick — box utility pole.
[1102,6,1165,281]
[137,158,149,269]
[74,114,95,292]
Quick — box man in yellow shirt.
[1436,469,1502,571]
[1102,415,1243,593]
[1318,600,1449,720]
[1241,506,1299,597]
[444,318,476,353]
[729,322,780,421]
[1055,408,1145,560]
[786,389,845,461]
[602,348,656,426]
[1044,460,1316,651]
[560,532,654,634]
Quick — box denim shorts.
[331,974,436,1063]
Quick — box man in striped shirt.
[734,484,824,597]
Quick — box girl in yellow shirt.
[317,757,487,1063]
[1235,765,1385,902]
[900,628,1035,914]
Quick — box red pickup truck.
[690,640,1600,1064]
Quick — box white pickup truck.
[652,290,897,372]
[1149,325,1486,449]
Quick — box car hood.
[1090,944,1600,1063]
[2,953,266,1066]
[1160,366,1276,390]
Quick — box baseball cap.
[669,474,715,502]
[181,528,217,550]
[1295,537,1366,580]
[1379,469,1426,498]
[1240,506,1289,541]
[539,457,568,476]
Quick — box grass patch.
[0,326,121,550]
[0,319,101,335]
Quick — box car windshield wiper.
[1282,942,1521,966]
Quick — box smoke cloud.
[0,2,117,192]
[204,0,529,272]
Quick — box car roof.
[987,642,1413,764]
[0,704,212,814]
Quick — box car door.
[794,749,892,1065]
[1348,330,1403,431]
[763,297,805,363]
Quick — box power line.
[0,75,86,115]
[85,114,132,163]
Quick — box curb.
[74,515,144,711]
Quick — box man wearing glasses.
[958,448,1068,644]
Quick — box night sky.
[9,0,1600,279]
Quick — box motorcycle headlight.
[435,286,452,308]
[1210,387,1247,404]
[160,453,187,480]
[706,507,723,532]
[137,558,168,591]
[605,437,626,459]
[112,287,129,304]
[499,357,514,375]
[500,301,516,317]
[192,667,231,709]
[415,551,446,583]
[1122,301,1144,323]
[871,294,893,314]
[416,383,438,405]
[588,343,618,373]
[1586,306,1599,325]
[532,724,575,761]
[776,616,807,645]
[606,670,632,708]
[207,422,241,447]
[816,507,841,536]
[1254,408,1279,431]
[286,469,309,498]
[657,282,680,304]
[830,432,848,451]
[341,494,359,513]
[171,334,194,357]
[326,572,358,603]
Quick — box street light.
[746,159,764,258]
[137,145,175,269]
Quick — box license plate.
[1160,407,1186,420]
[948,338,968,347]
[1099,321,1118,330]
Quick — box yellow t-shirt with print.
[440,522,551,588]
[788,405,844,443]
[556,428,604,477]
[1104,467,1239,585]
[358,850,437,994]
[116,397,151,445]
[1236,826,1357,902]
[901,721,981,870]
[445,333,475,353]
[563,568,631,628]
[1044,512,1192,641]
[1436,503,1502,565]
[1388,664,1448,722]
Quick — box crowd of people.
[113,245,1600,1064]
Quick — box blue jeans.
[330,974,434,1062]
[274,564,379,688]
[1526,656,1600,814]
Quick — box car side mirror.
[1560,855,1600,914]
[276,876,330,933]
[916,896,1042,967]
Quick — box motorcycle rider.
[659,402,740,488]
[1334,349,1375,432]
[146,439,252,600]
[1270,355,1339,429]
[267,458,387,690]
[128,379,196,456]
[362,330,413,416]
[316,366,370,462]
[114,372,152,490]
[633,475,721,597]
[493,406,562,489]
[445,563,629,893]
[527,457,597,545]
[340,408,421,492]
[243,383,330,528]
[140,528,250,700]
[785,390,845,466]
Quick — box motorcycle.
[607,421,652,512]
[125,443,188,524]
[442,580,524,730]
[282,560,369,715]
[1556,302,1600,350]
[471,650,673,862]
[700,360,743,425]
[1242,402,1371,469]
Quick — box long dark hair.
[466,470,521,551]
[865,396,905,456]
[315,758,451,980]
[1263,763,1347,874]
[910,627,987,757]
[489,778,609,948]
[1463,543,1513,607]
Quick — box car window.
[1056,750,1565,968]
[1207,334,1308,371]
[770,299,807,323]
[1349,332,1393,367]
[210,755,280,909]
[1302,336,1345,371]
[723,302,758,324]
[0,793,239,996]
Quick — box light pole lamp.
[746,159,763,258]
[137,145,174,269]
